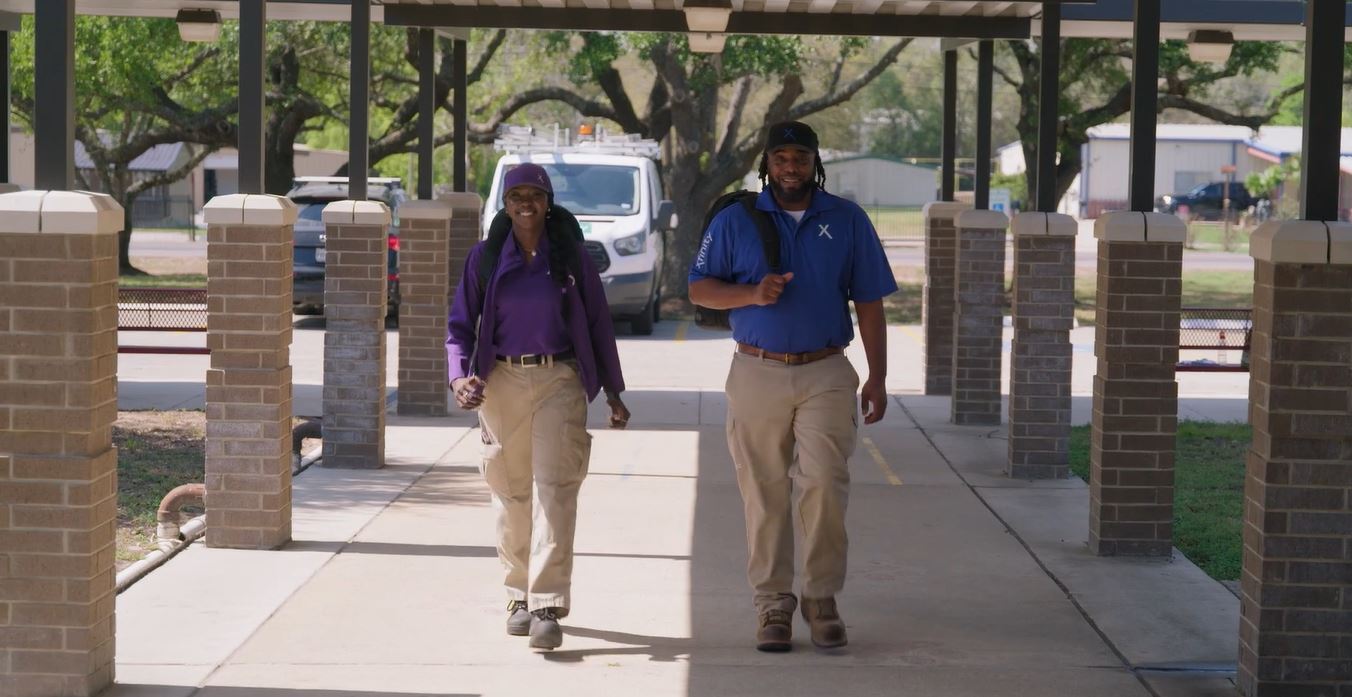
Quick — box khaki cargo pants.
[478,360,592,614]
[726,352,859,615]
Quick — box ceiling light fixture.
[683,0,733,34]
[176,9,222,43]
[688,32,727,54]
[1187,29,1234,65]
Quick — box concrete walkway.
[108,321,1244,697]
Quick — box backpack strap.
[738,193,781,274]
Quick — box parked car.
[483,126,677,335]
[288,176,405,317]
[1156,181,1256,221]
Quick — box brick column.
[321,201,390,469]
[0,191,122,697]
[922,202,968,396]
[396,200,453,416]
[439,192,483,308]
[951,209,1008,425]
[202,194,296,550]
[1008,212,1076,479]
[1237,221,1352,697]
[1089,212,1185,557]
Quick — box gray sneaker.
[506,600,531,637]
[528,608,563,649]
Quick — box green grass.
[1069,421,1251,581]
[1187,223,1251,254]
[1074,270,1253,326]
[119,274,207,288]
[884,281,924,324]
[114,411,207,563]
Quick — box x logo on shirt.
[818,224,833,239]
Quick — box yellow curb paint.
[863,436,902,486]
[898,325,924,346]
[675,320,689,342]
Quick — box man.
[689,121,895,652]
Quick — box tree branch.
[127,145,218,197]
[787,39,911,120]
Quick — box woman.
[446,163,630,651]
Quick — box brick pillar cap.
[399,199,455,220]
[0,183,20,194]
[203,193,298,226]
[436,191,484,210]
[0,189,124,234]
[322,199,391,226]
[1093,211,1185,243]
[956,209,1009,230]
[1011,211,1076,237]
[1334,222,1352,264]
[923,201,971,219]
[1250,219,1352,264]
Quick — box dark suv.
[1156,181,1255,221]
[288,177,405,317]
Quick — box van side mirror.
[655,200,678,231]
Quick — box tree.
[507,33,912,297]
[11,16,239,272]
[996,38,1299,208]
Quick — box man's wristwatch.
[604,389,622,402]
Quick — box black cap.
[765,121,819,153]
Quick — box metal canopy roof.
[0,0,1345,40]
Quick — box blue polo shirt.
[689,188,897,353]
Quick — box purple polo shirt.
[492,235,571,356]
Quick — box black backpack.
[693,190,781,330]
[477,203,586,295]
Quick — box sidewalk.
[108,322,1243,697]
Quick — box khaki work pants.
[478,360,592,613]
[726,352,859,615]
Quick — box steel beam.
[942,50,957,202]
[239,0,265,194]
[386,6,1032,39]
[1035,2,1060,212]
[1,30,10,184]
[1301,0,1344,222]
[350,0,370,200]
[1127,0,1159,213]
[975,40,993,210]
[34,0,74,191]
[453,39,467,192]
[418,28,435,200]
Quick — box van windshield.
[503,163,641,216]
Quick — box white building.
[821,155,939,207]
[999,124,1352,219]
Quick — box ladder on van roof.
[493,124,660,159]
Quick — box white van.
[483,127,677,335]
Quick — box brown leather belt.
[736,343,843,366]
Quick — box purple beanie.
[503,163,553,195]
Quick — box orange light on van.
[578,123,594,136]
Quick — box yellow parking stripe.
[863,436,902,486]
[675,320,689,342]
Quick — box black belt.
[496,350,574,367]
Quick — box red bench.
[118,287,209,355]
[1177,307,1250,372]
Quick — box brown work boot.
[801,597,847,648]
[756,609,793,652]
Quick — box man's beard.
[769,177,815,204]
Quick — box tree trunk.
[118,202,145,275]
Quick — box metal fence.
[864,206,926,242]
[131,195,196,229]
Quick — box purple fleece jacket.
[445,238,625,401]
